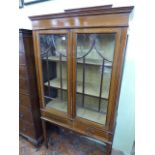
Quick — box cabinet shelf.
[42,56,112,67]
[46,99,67,113]
[44,78,109,99]
[46,100,106,124]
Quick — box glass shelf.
[46,99,106,124]
[77,107,106,124]
[46,99,67,113]
[44,78,109,99]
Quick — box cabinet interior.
[39,33,115,125]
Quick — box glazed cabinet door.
[72,28,121,128]
[34,30,72,116]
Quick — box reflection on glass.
[76,33,115,125]
[39,34,68,113]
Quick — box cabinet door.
[72,28,121,126]
[34,30,71,115]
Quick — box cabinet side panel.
[32,31,45,109]
[107,28,128,132]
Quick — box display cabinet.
[30,5,133,154]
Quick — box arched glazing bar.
[40,40,52,97]
[76,39,96,59]
[52,35,67,57]
[45,47,51,97]
[76,34,112,62]
[40,34,66,101]
[76,34,112,111]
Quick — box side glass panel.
[39,34,68,113]
[76,33,116,125]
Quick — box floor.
[19,126,124,155]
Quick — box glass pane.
[76,33,115,125]
[39,34,68,113]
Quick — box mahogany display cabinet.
[29,5,134,154]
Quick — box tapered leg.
[42,120,48,148]
[105,143,112,155]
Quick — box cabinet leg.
[105,143,112,155]
[42,120,48,148]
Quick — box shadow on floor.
[20,126,124,155]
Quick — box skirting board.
[80,134,131,155]
[112,149,129,155]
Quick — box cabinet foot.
[42,120,48,148]
[105,143,112,155]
